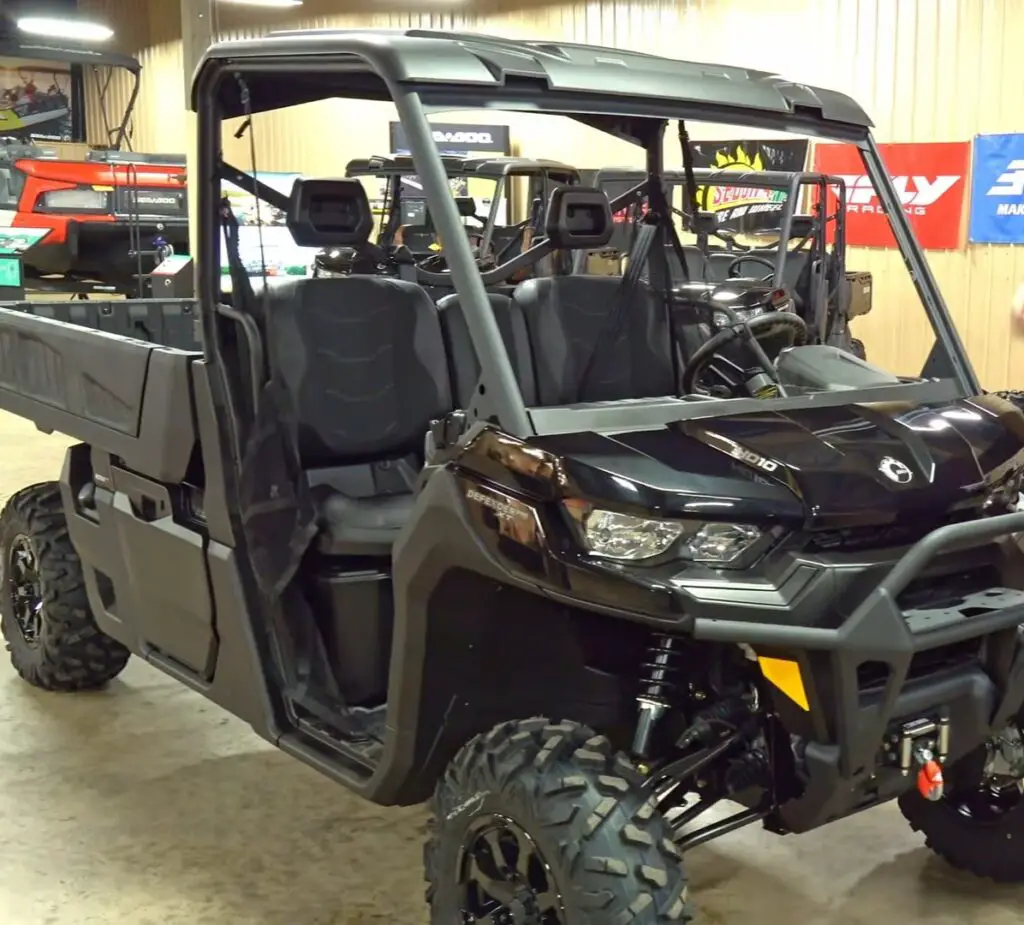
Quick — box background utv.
[3,30,1024,925]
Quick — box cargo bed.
[4,298,202,352]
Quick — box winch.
[887,715,951,801]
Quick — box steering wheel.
[682,310,809,396]
[727,254,776,281]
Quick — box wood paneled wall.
[77,0,1024,389]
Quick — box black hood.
[534,395,1024,529]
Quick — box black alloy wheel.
[459,813,565,925]
[7,534,43,647]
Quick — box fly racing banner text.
[690,140,809,231]
[969,133,1024,244]
[813,141,970,249]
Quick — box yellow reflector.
[757,656,810,711]
[93,185,114,191]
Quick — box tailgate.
[0,307,197,480]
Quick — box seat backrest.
[513,275,675,405]
[436,292,538,407]
[705,250,735,282]
[270,177,452,469]
[267,276,453,468]
[665,244,708,283]
[510,184,676,405]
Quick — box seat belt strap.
[574,220,658,402]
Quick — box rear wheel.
[899,723,1024,882]
[0,482,130,691]
[425,717,691,925]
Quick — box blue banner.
[969,133,1024,244]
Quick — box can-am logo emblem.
[878,456,913,484]
[836,174,961,216]
[433,130,493,145]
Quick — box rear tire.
[0,482,130,691]
[425,717,691,924]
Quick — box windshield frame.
[197,56,981,442]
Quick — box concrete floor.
[1,412,1023,924]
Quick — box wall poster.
[812,141,970,249]
[689,139,810,232]
[968,133,1024,244]
[0,59,74,142]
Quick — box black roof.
[0,39,140,72]
[192,30,872,131]
[345,154,579,180]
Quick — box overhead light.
[217,0,304,7]
[16,17,114,42]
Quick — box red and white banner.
[812,141,970,249]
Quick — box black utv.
[2,30,1024,925]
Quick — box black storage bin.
[308,567,394,706]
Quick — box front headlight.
[564,502,764,566]
[685,522,763,564]
[578,509,686,561]
[712,306,763,328]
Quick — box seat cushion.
[317,491,415,556]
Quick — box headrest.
[544,186,613,249]
[286,178,373,248]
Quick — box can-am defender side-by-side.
[0,42,188,295]
[1,31,1024,924]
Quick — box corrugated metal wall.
[79,0,1024,388]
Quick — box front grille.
[804,508,979,553]
[856,639,983,690]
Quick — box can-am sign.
[389,121,511,154]
[968,133,1024,243]
[813,141,970,249]
[433,130,493,145]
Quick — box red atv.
[0,44,189,293]
[0,144,188,287]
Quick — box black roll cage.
[193,44,981,450]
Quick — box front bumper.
[692,510,1024,832]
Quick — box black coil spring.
[638,634,684,703]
